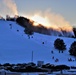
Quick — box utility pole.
[31,51,33,62]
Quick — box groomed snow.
[0,20,76,67]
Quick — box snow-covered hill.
[0,20,76,66]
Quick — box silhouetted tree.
[54,38,66,53]
[24,28,34,39]
[69,41,76,57]
[73,27,76,38]
[24,28,34,35]
[16,16,29,28]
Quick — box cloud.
[0,0,18,16]
[25,10,73,32]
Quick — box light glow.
[30,15,51,28]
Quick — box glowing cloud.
[0,0,18,15]
[25,10,73,32]
[30,15,51,27]
[2,0,18,15]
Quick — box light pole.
[31,51,33,62]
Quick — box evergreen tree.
[24,28,34,35]
[54,38,66,53]
[69,41,76,56]
[73,27,76,38]
[16,16,29,28]
[24,28,34,39]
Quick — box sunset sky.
[0,0,76,27]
